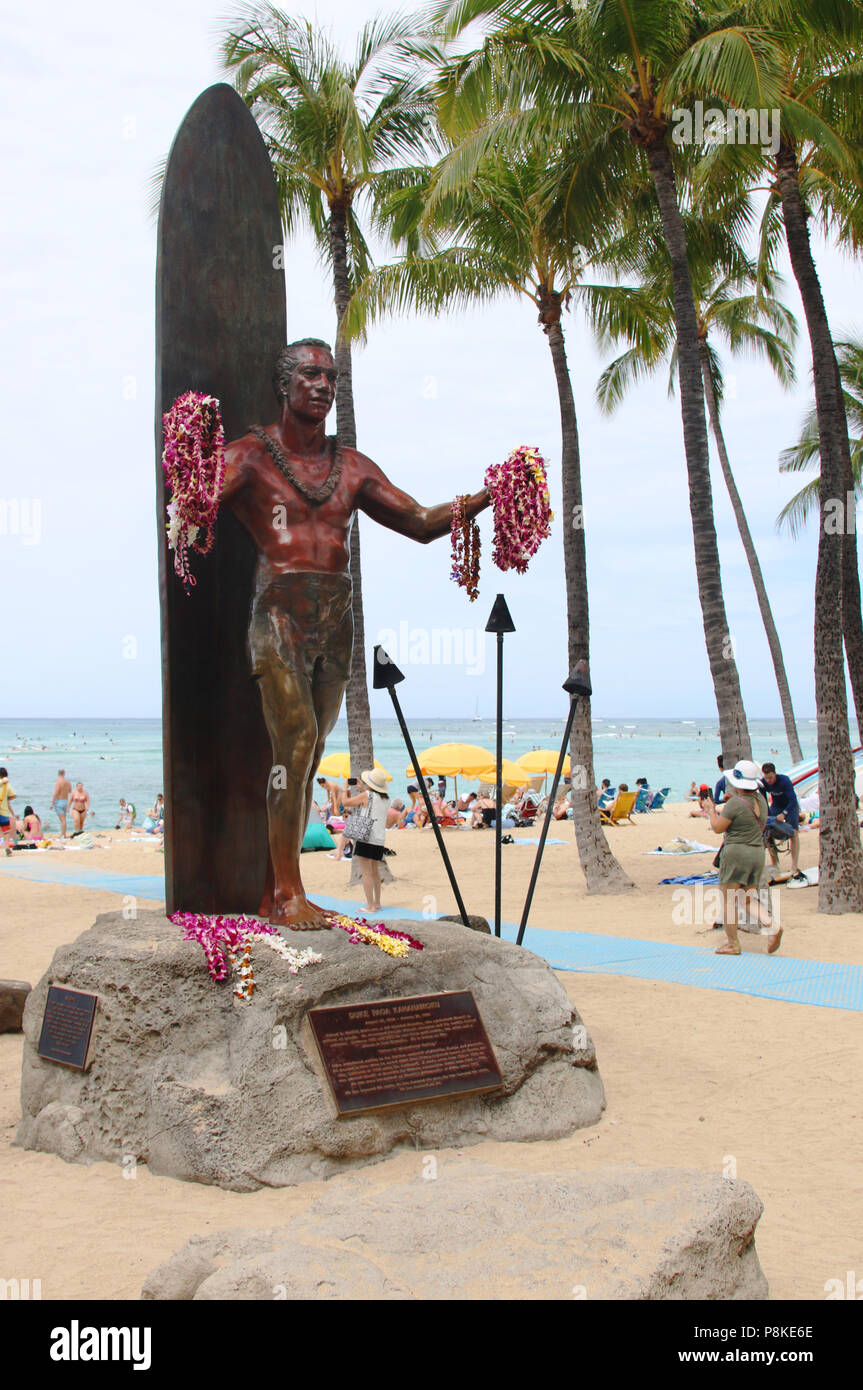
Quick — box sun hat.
[727,759,763,792]
[360,769,389,795]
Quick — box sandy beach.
[2,803,861,1301]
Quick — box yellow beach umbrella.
[476,759,532,789]
[317,753,392,781]
[517,748,571,793]
[405,742,495,804]
[517,750,571,775]
[405,743,493,777]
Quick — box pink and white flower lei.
[173,909,422,998]
[172,912,321,1001]
[484,445,553,574]
[162,391,226,592]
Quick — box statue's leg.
[254,658,332,932]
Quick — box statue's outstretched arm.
[357,457,488,544]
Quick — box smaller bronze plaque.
[309,990,503,1116]
[37,985,98,1070]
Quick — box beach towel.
[646,838,715,855]
[787,867,819,888]
[658,873,719,885]
[509,837,568,846]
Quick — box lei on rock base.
[162,391,226,592]
[450,446,553,598]
[174,908,423,1000]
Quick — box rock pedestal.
[141,1160,769,1300]
[16,910,604,1190]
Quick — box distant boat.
[472,699,482,722]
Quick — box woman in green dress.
[708,761,782,956]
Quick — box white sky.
[2,0,862,721]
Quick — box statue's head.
[273,339,336,422]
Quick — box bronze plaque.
[309,990,503,1115]
[37,985,98,1070]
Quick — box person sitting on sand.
[20,805,42,841]
[688,785,713,818]
[387,798,408,829]
[707,760,781,957]
[686,781,700,800]
[470,794,496,828]
[423,794,458,829]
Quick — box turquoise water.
[0,716,824,833]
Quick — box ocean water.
[0,716,825,833]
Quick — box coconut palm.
[777,337,863,535]
[699,0,863,909]
[344,147,634,893]
[426,0,777,767]
[221,6,443,776]
[587,203,804,761]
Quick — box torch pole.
[516,662,592,949]
[377,661,471,929]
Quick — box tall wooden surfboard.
[155,83,286,914]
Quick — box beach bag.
[344,806,373,843]
[302,822,335,853]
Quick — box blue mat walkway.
[3,858,861,1012]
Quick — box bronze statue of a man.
[221,338,488,930]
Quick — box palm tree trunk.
[775,142,863,912]
[700,344,803,762]
[328,201,374,777]
[837,343,863,739]
[544,307,633,893]
[645,140,752,765]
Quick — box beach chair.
[648,787,671,810]
[599,790,638,826]
[633,788,650,813]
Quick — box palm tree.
[588,204,805,761]
[778,337,863,535]
[704,0,863,909]
[426,0,775,767]
[344,148,634,893]
[221,6,443,776]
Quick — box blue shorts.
[55,799,68,814]
[0,816,9,828]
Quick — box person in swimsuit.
[51,769,71,837]
[20,806,42,842]
[708,759,782,956]
[218,338,489,929]
[0,768,16,851]
[69,782,90,833]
